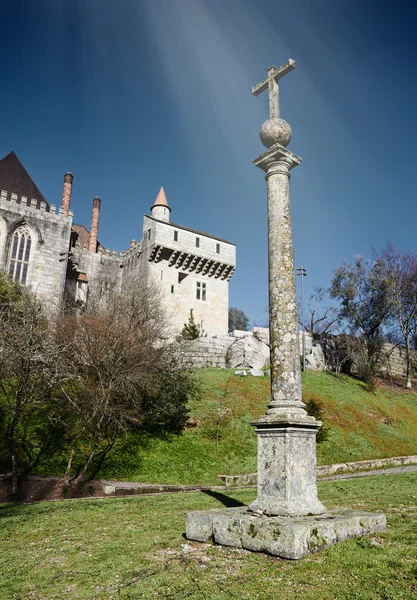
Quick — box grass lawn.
[1,472,417,599]
[92,369,417,486]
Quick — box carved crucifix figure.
[252,59,296,119]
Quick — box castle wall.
[0,190,72,310]
[70,246,122,304]
[134,215,236,337]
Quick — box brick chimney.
[60,172,73,216]
[88,196,101,252]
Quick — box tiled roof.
[0,151,49,209]
[71,223,102,250]
[71,224,90,249]
[152,187,170,209]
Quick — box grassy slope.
[1,473,417,599]
[97,369,417,485]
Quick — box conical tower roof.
[151,186,171,211]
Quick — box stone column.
[60,172,73,216]
[185,62,386,558]
[249,141,326,517]
[88,196,101,252]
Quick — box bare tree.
[57,280,197,483]
[301,286,339,339]
[380,243,417,389]
[0,285,65,495]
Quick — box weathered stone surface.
[217,473,258,487]
[232,330,253,338]
[186,507,386,560]
[234,370,247,377]
[227,336,270,370]
[305,345,326,371]
[248,423,326,516]
[260,117,292,148]
[249,368,264,377]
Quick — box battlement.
[119,239,142,259]
[71,243,121,261]
[0,189,73,220]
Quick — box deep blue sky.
[1,0,416,325]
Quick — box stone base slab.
[186,507,386,560]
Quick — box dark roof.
[146,215,235,246]
[0,151,49,209]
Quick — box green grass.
[93,369,417,485]
[1,473,417,599]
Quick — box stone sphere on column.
[260,117,292,148]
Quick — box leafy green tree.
[228,307,249,332]
[330,255,392,389]
[379,243,417,389]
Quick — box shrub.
[304,397,330,443]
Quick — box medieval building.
[0,151,235,336]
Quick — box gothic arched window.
[0,217,7,270]
[8,225,33,285]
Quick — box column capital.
[253,142,301,173]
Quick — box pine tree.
[181,312,200,340]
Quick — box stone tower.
[150,187,171,223]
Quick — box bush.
[304,397,330,443]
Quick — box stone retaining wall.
[181,336,233,368]
[217,455,417,487]
[381,343,416,379]
[182,330,414,379]
[182,328,314,369]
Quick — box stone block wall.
[182,328,414,380]
[181,329,315,370]
[0,191,73,311]
[381,343,416,379]
[71,246,122,302]
[181,336,233,368]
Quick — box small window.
[174,230,178,241]
[196,281,206,301]
[160,270,163,280]
[171,285,174,294]
[196,237,200,248]
[178,272,187,283]
[148,229,151,240]
[216,243,220,254]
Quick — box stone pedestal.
[248,422,326,517]
[186,507,386,560]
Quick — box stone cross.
[249,60,325,517]
[252,59,296,118]
[185,60,386,557]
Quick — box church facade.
[0,152,235,336]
